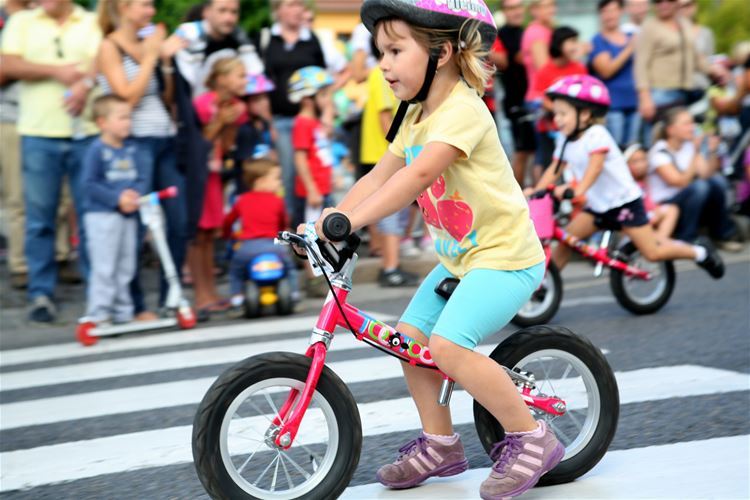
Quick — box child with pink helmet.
[306,1,563,498]
[531,74,725,279]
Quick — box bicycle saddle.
[434,278,459,300]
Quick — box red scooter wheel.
[76,322,98,346]
[177,307,197,329]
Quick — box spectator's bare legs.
[188,229,223,310]
[382,233,400,270]
[552,212,598,270]
[512,150,532,187]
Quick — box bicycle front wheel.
[610,242,676,315]
[473,326,619,485]
[192,352,362,500]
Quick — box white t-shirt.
[553,124,641,213]
[647,139,695,203]
[349,23,377,70]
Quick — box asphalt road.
[1,251,748,499]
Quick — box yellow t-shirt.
[360,67,396,165]
[1,6,101,137]
[389,80,544,277]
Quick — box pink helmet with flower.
[245,73,275,96]
[545,74,611,116]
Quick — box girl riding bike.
[307,1,563,498]
[531,74,725,280]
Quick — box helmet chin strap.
[386,53,440,143]
[553,107,581,175]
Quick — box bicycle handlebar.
[321,212,351,242]
[530,185,575,201]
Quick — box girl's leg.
[551,212,598,270]
[655,204,680,240]
[430,336,537,432]
[622,224,696,261]
[396,322,454,435]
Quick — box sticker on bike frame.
[358,313,435,367]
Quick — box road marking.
[1,365,747,490]
[341,434,750,499]
[0,311,395,368]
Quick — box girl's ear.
[436,40,454,69]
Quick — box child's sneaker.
[376,433,469,489]
[479,421,564,500]
[695,236,725,279]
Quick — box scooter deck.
[90,318,178,337]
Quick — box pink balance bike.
[192,213,619,500]
[76,187,196,346]
[513,187,676,327]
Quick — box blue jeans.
[667,175,735,242]
[273,115,297,213]
[606,109,640,147]
[228,239,299,297]
[21,135,94,300]
[129,136,187,312]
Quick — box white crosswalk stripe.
[1,309,748,498]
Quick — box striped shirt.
[98,52,175,138]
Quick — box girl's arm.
[572,152,605,198]
[530,40,549,71]
[346,142,461,231]
[336,150,405,212]
[533,159,567,191]
[98,38,159,107]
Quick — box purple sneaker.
[479,421,564,500]
[376,433,469,489]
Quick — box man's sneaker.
[479,421,564,500]
[378,268,419,287]
[695,236,725,279]
[376,433,469,489]
[28,295,57,324]
[400,238,422,258]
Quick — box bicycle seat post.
[594,231,612,277]
[437,377,455,406]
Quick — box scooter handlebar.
[158,186,178,199]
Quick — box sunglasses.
[54,36,63,58]
[652,0,677,4]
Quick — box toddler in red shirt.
[223,159,299,312]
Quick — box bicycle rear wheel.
[473,326,619,485]
[192,352,361,499]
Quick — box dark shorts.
[506,107,536,153]
[585,197,650,231]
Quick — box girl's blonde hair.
[205,57,245,90]
[376,18,493,97]
[97,0,129,36]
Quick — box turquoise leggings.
[399,262,545,350]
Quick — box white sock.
[513,421,544,437]
[693,245,707,262]
[423,431,459,445]
[230,294,244,307]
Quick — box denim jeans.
[272,115,297,213]
[129,136,187,312]
[21,135,94,300]
[228,238,299,297]
[667,175,735,242]
[606,109,641,147]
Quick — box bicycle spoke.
[280,452,295,489]
[249,400,277,425]
[253,454,280,487]
[538,359,558,395]
[293,436,325,465]
[280,450,312,480]
[237,440,266,474]
[271,453,280,491]
[263,390,282,419]
[565,407,584,431]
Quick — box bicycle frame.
[269,237,567,450]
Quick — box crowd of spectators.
[1,0,747,324]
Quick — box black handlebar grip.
[322,212,351,242]
[562,188,575,200]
